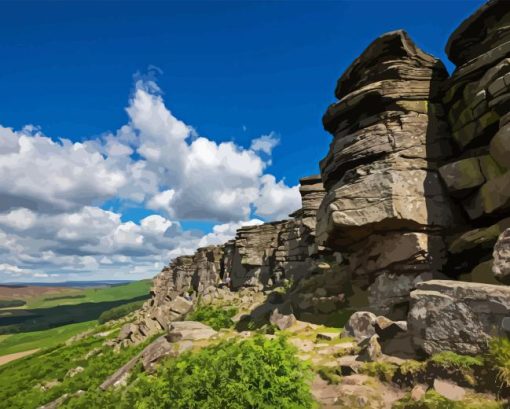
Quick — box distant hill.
[1,280,135,288]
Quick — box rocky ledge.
[119,2,510,393]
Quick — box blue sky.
[0,0,484,282]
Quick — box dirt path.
[0,349,39,366]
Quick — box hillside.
[4,1,510,408]
[0,280,152,358]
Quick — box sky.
[0,0,485,283]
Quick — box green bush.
[97,300,145,324]
[187,305,237,330]
[120,335,315,409]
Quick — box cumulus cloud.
[254,175,301,220]
[0,75,301,282]
[250,132,280,155]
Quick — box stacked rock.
[230,221,288,289]
[441,0,510,282]
[274,175,326,282]
[316,30,458,318]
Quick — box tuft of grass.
[393,390,504,409]
[187,305,237,331]
[487,337,510,388]
[399,359,425,376]
[429,351,484,370]
[317,366,342,384]
[359,361,397,383]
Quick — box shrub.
[97,300,145,324]
[121,335,315,409]
[487,337,510,388]
[187,305,237,331]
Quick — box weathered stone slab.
[408,280,510,355]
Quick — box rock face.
[120,176,326,344]
[316,30,457,318]
[408,280,510,355]
[230,221,287,289]
[121,1,510,360]
[441,0,510,282]
[493,228,510,283]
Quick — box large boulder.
[342,311,377,341]
[408,280,510,355]
[166,321,217,342]
[493,228,510,283]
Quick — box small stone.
[65,366,84,379]
[316,332,336,341]
[411,384,428,401]
[433,379,466,401]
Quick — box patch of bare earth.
[0,349,39,366]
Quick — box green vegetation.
[399,359,425,376]
[0,323,151,409]
[43,295,86,302]
[0,321,96,355]
[98,300,146,324]
[27,280,152,309]
[360,361,398,382]
[0,300,26,308]
[187,305,237,331]
[488,337,510,388]
[317,366,342,384]
[63,335,315,409]
[429,351,484,370]
[393,390,504,409]
[0,281,151,334]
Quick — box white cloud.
[198,219,264,247]
[254,175,301,220]
[0,75,303,282]
[250,132,280,155]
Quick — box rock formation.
[317,29,458,318]
[121,0,510,360]
[408,280,510,355]
[441,0,510,283]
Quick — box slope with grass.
[0,280,152,359]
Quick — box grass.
[187,305,237,331]
[0,280,152,334]
[0,322,150,409]
[27,280,152,309]
[429,351,484,370]
[488,337,510,388]
[393,390,504,409]
[359,361,398,382]
[0,321,96,356]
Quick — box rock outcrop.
[441,0,510,283]
[316,30,458,318]
[120,1,510,365]
[408,280,510,355]
[493,228,510,282]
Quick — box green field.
[0,321,96,355]
[26,280,152,308]
[0,280,152,357]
